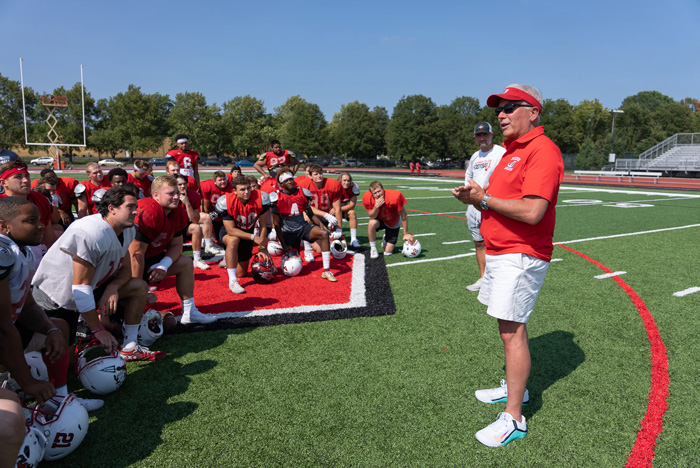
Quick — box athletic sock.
[122,324,139,349]
[303,240,313,254]
[322,251,331,270]
[227,268,238,283]
[204,238,214,247]
[182,297,195,314]
[350,229,357,242]
[193,250,202,261]
[369,241,377,249]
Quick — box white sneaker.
[350,240,361,249]
[466,278,483,291]
[181,308,217,325]
[229,281,245,294]
[193,258,210,270]
[475,379,530,405]
[75,397,104,412]
[475,412,527,447]
[204,243,225,256]
[370,247,379,259]
[219,259,227,268]
[304,251,315,262]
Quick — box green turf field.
[47,172,700,467]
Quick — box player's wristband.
[152,256,173,273]
[72,284,96,313]
[46,327,61,335]
[250,234,255,241]
[90,327,105,335]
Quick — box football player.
[294,163,313,185]
[269,167,337,282]
[226,165,243,184]
[0,197,70,407]
[0,160,58,258]
[30,168,80,227]
[254,140,299,181]
[200,171,233,246]
[166,134,201,188]
[297,164,343,262]
[128,176,216,324]
[33,187,166,372]
[362,181,414,259]
[77,162,111,217]
[336,171,361,248]
[174,175,224,270]
[127,160,153,197]
[166,160,198,191]
[216,176,271,294]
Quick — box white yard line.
[595,271,627,279]
[673,287,700,297]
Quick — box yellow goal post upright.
[19,57,87,170]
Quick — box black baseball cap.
[474,122,493,135]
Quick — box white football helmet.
[138,309,164,347]
[402,239,422,258]
[267,240,284,256]
[26,394,89,461]
[330,237,347,260]
[15,425,47,468]
[75,338,126,395]
[281,250,303,277]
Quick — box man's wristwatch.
[480,194,491,210]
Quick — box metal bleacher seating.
[616,133,700,174]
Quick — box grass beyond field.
[44,172,700,467]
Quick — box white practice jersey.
[0,235,35,323]
[465,144,506,187]
[32,214,135,311]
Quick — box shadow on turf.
[525,330,585,417]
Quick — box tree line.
[1,73,698,169]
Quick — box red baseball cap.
[487,87,542,112]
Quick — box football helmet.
[402,239,422,258]
[25,394,88,461]
[330,237,348,260]
[267,240,284,256]
[251,254,276,284]
[138,309,164,347]
[15,424,46,468]
[75,338,126,395]
[281,250,303,277]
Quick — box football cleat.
[229,281,246,294]
[193,258,211,270]
[402,239,422,258]
[181,307,217,325]
[370,247,379,259]
[119,344,167,362]
[321,270,337,282]
[74,397,104,412]
[350,239,361,249]
[204,242,225,256]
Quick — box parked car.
[342,159,365,168]
[200,158,223,167]
[330,158,342,166]
[234,158,256,167]
[30,156,55,166]
[374,159,395,168]
[309,158,329,167]
[149,158,167,166]
[98,159,124,167]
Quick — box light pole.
[611,109,624,135]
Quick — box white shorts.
[477,253,549,323]
[466,205,483,242]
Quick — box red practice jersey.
[259,151,294,170]
[362,189,406,227]
[31,177,80,212]
[134,197,189,259]
[80,179,112,214]
[259,177,279,194]
[127,173,153,197]
[221,190,270,232]
[298,177,343,212]
[166,149,199,178]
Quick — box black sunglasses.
[495,103,533,114]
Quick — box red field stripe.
[557,244,669,468]
[406,208,467,220]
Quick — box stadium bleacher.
[616,133,700,175]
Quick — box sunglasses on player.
[495,103,533,114]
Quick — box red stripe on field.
[406,208,466,220]
[557,244,669,468]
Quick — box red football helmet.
[251,253,276,284]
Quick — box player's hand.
[98,284,120,315]
[21,379,56,407]
[257,250,271,262]
[148,267,167,284]
[146,291,158,304]
[253,235,264,245]
[331,229,343,240]
[403,233,414,242]
[94,329,119,354]
[451,186,475,205]
[43,330,67,362]
[375,196,385,208]
[59,210,71,225]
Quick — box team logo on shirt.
[504,157,521,172]
[473,160,492,171]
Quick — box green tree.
[274,96,327,156]
[220,95,270,157]
[168,92,223,157]
[434,96,482,163]
[0,73,39,150]
[573,99,610,144]
[386,94,439,160]
[574,137,604,169]
[330,101,386,159]
[91,85,171,158]
[540,98,580,154]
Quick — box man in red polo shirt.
[452,84,563,447]
[362,181,413,259]
[254,140,299,181]
[128,176,216,325]
[166,134,201,188]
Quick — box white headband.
[278,172,293,183]
[134,164,147,173]
[176,138,188,144]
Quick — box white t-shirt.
[32,214,135,311]
[465,144,506,221]
[0,234,35,322]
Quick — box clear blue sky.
[2,0,698,119]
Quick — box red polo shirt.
[480,126,563,262]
